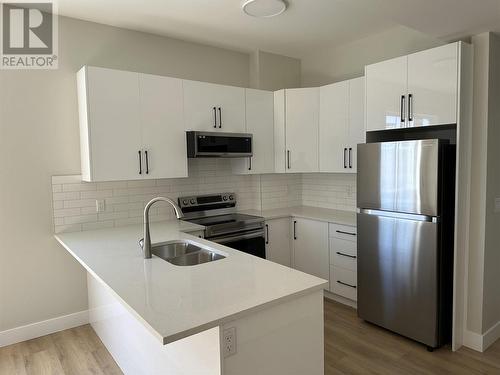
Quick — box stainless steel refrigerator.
[357,139,455,350]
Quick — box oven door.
[210,229,266,259]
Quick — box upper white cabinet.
[77,66,187,182]
[139,74,188,180]
[183,80,245,132]
[232,89,274,175]
[274,88,319,173]
[292,217,329,282]
[319,77,365,173]
[366,42,461,131]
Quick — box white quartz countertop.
[55,220,327,345]
[242,206,357,226]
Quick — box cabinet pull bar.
[343,148,347,169]
[348,148,352,169]
[265,224,269,244]
[218,107,222,128]
[248,157,252,171]
[336,252,357,259]
[145,150,149,174]
[138,150,142,175]
[213,107,217,128]
[408,93,413,122]
[287,150,291,169]
[337,280,357,289]
[401,95,406,125]
[336,230,356,236]
[293,220,297,240]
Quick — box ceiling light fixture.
[242,0,287,18]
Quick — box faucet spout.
[142,197,184,259]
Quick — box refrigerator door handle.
[358,208,439,223]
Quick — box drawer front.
[330,265,357,301]
[330,238,357,271]
[329,223,357,241]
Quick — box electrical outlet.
[222,327,237,357]
[495,197,500,213]
[96,199,106,213]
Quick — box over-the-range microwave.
[186,131,253,158]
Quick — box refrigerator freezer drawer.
[357,212,440,347]
[357,139,440,216]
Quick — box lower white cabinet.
[265,218,291,267]
[329,223,358,301]
[292,218,329,282]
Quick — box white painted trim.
[0,310,89,348]
[324,290,357,309]
[483,320,500,351]
[463,320,500,352]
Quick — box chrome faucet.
[141,197,184,259]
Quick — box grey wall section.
[0,16,251,332]
[301,25,443,86]
[483,32,500,333]
[249,50,301,91]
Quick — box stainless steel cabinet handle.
[293,220,297,240]
[213,107,217,128]
[408,93,413,123]
[348,148,352,169]
[343,148,347,169]
[400,95,406,126]
[145,150,149,174]
[336,230,356,236]
[337,280,357,289]
[218,107,222,128]
[287,150,291,169]
[336,251,357,259]
[138,150,142,175]
[265,224,269,244]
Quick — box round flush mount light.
[242,0,287,18]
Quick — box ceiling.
[57,0,500,59]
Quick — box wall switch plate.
[96,199,106,213]
[222,327,237,357]
[495,198,500,213]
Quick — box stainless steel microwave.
[186,131,253,158]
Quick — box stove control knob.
[190,199,196,204]
[223,196,228,201]
[182,199,188,205]
[229,195,234,201]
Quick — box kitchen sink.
[150,240,225,266]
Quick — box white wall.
[301,25,443,86]
[0,15,252,332]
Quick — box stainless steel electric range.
[178,193,266,259]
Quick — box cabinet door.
[85,66,142,181]
[347,77,365,173]
[274,90,286,173]
[265,218,291,267]
[365,56,408,131]
[139,74,188,179]
[292,218,329,282]
[407,43,458,127]
[285,88,319,173]
[183,80,245,132]
[232,89,274,174]
[319,81,348,173]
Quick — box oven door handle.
[210,230,265,244]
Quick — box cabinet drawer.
[330,266,357,301]
[330,238,357,271]
[329,223,357,241]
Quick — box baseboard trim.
[463,320,500,352]
[324,290,357,309]
[0,310,89,348]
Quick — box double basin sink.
[150,240,225,266]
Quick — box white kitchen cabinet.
[77,66,188,182]
[183,80,245,132]
[139,74,187,179]
[329,223,357,301]
[78,66,142,182]
[273,90,286,173]
[365,55,407,132]
[232,89,274,175]
[265,218,291,267]
[319,77,365,173]
[366,42,462,131]
[407,43,458,127]
[285,88,320,173]
[292,218,329,282]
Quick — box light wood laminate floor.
[1,299,499,374]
